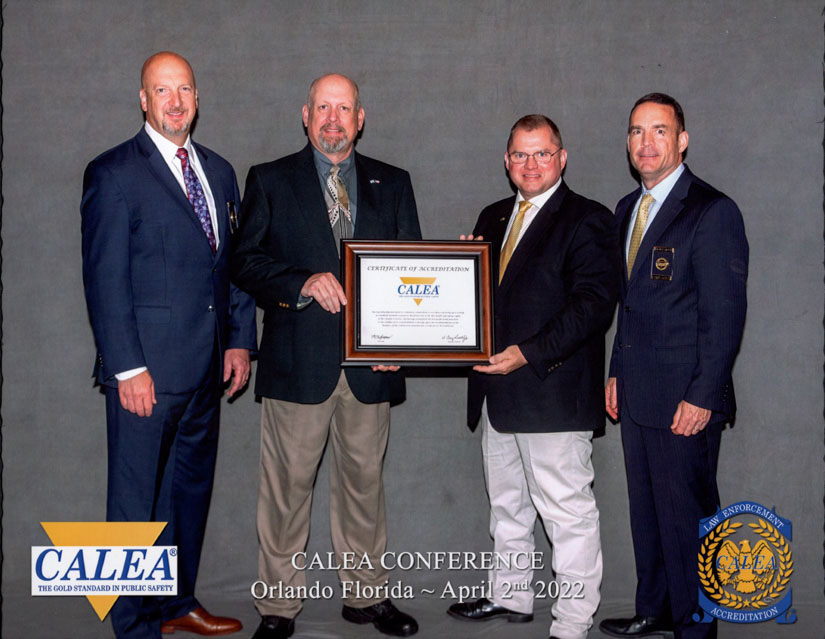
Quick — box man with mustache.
[231,74,421,639]
[81,51,256,638]
[600,94,748,639]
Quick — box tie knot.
[176,147,189,160]
[330,165,340,179]
[640,193,654,209]
[518,200,532,216]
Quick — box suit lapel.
[194,142,226,262]
[628,169,691,283]
[136,130,215,257]
[483,198,512,285]
[498,182,567,292]
[617,187,641,283]
[292,145,339,259]
[353,152,379,238]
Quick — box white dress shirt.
[143,121,219,249]
[502,177,563,252]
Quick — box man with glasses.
[447,114,621,639]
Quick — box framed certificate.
[341,240,494,365]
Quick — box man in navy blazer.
[447,115,620,639]
[81,52,256,639]
[231,74,420,639]
[600,94,748,639]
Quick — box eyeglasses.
[507,149,563,165]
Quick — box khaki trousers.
[482,403,602,639]
[256,371,390,616]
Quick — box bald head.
[306,73,361,112]
[141,51,195,91]
[139,51,198,146]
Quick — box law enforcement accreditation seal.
[694,501,796,625]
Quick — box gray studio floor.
[3,594,820,638]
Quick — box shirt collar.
[144,121,192,160]
[312,145,355,177]
[517,177,562,211]
[645,162,685,203]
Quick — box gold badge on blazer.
[651,246,674,281]
[227,201,238,234]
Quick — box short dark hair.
[507,114,563,150]
[630,93,685,132]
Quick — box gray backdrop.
[2,1,823,638]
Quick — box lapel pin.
[227,201,238,234]
[369,179,380,184]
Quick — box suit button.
[618,341,623,348]
[207,305,215,312]
[624,306,631,312]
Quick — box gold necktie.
[499,200,532,283]
[627,193,654,278]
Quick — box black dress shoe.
[342,599,418,637]
[251,615,294,639]
[599,615,674,637]
[447,597,533,623]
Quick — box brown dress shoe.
[161,606,243,635]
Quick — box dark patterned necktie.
[176,147,217,253]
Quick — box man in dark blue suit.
[81,51,256,639]
[447,115,621,639]
[231,74,420,639]
[600,94,748,639]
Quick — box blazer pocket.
[134,305,171,324]
[655,345,697,364]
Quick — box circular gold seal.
[655,257,669,271]
[698,518,793,610]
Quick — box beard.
[318,125,350,154]
[162,113,192,139]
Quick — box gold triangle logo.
[399,277,436,285]
[40,522,167,620]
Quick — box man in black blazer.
[600,94,748,639]
[81,52,256,638]
[231,74,420,639]
[447,115,620,639]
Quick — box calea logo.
[31,522,177,621]
[397,276,439,306]
[696,501,795,625]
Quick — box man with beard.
[231,74,421,639]
[81,51,256,638]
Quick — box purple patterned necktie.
[176,147,217,253]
